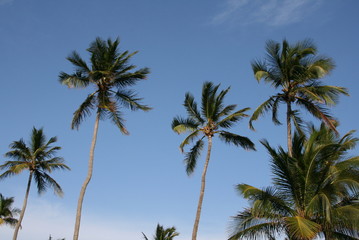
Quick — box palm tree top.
[172,81,255,174]
[59,37,151,133]
[229,125,359,240]
[0,127,70,195]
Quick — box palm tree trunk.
[73,112,100,240]
[13,171,33,240]
[192,136,213,240]
[287,102,293,157]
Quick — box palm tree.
[0,127,70,240]
[142,224,179,240]
[229,125,359,240]
[0,194,20,227]
[172,82,255,240]
[249,39,348,156]
[59,37,151,240]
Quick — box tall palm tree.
[142,224,179,240]
[0,194,20,227]
[0,127,70,240]
[172,82,255,240]
[249,39,348,156]
[59,37,151,240]
[229,125,359,240]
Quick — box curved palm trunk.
[73,113,100,240]
[287,102,293,157]
[192,136,212,240]
[13,171,33,240]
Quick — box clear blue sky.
[0,0,358,239]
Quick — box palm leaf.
[184,138,204,175]
[219,131,255,150]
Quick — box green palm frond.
[107,108,129,135]
[295,96,338,133]
[184,93,204,124]
[71,92,96,129]
[184,139,204,175]
[249,96,279,130]
[285,216,321,240]
[171,116,199,134]
[179,130,201,152]
[115,89,151,111]
[218,107,250,129]
[219,131,255,150]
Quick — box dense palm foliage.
[249,39,348,156]
[172,82,255,240]
[59,37,151,240]
[229,125,359,240]
[142,224,179,240]
[0,127,69,240]
[0,194,20,227]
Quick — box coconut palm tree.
[249,39,348,156]
[172,82,255,240]
[229,125,359,240]
[0,194,20,227]
[0,127,70,240]
[142,224,179,240]
[59,37,151,240]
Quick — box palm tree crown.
[172,81,255,174]
[142,224,179,240]
[0,127,69,240]
[0,194,20,227]
[59,37,151,133]
[249,39,348,155]
[172,82,255,240]
[229,125,359,240]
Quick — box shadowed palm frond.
[249,96,279,130]
[184,139,204,175]
[184,93,204,124]
[115,89,152,111]
[71,92,96,129]
[219,131,255,150]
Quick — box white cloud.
[211,0,323,27]
[1,198,226,240]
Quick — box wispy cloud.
[212,0,323,27]
[0,0,13,5]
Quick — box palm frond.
[249,96,279,130]
[179,130,201,152]
[115,89,152,111]
[71,92,97,129]
[183,92,204,124]
[184,138,204,175]
[219,131,255,150]
[217,107,250,129]
[171,116,199,134]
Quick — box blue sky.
[0,0,358,239]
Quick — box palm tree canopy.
[250,39,348,133]
[172,82,255,175]
[0,194,20,227]
[229,125,359,240]
[142,224,179,240]
[59,37,151,134]
[0,127,70,196]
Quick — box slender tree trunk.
[73,113,100,240]
[287,102,293,157]
[13,171,33,240]
[191,136,213,240]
